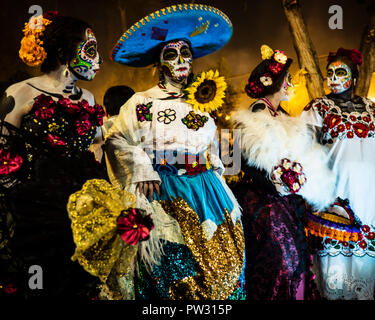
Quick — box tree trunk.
[355,4,375,97]
[282,0,325,100]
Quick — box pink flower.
[0,149,23,175]
[117,208,154,246]
[94,104,105,126]
[46,134,66,147]
[76,114,92,136]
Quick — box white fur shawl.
[232,108,336,211]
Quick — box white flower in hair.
[274,50,288,64]
[260,75,273,86]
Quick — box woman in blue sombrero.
[68,4,245,300]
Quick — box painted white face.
[327,61,352,94]
[280,73,294,101]
[160,40,193,83]
[69,28,101,81]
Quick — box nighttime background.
[0,0,373,111]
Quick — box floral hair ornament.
[18,11,59,67]
[327,48,363,66]
[185,69,227,113]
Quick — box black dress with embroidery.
[0,93,107,298]
[230,102,319,300]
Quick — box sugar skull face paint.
[327,61,352,94]
[69,28,101,81]
[280,73,294,101]
[160,40,193,83]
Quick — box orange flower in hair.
[19,15,52,67]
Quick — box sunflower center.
[194,80,217,104]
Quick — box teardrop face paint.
[327,61,352,94]
[69,28,101,81]
[160,40,193,83]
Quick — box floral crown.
[245,45,291,98]
[19,11,59,67]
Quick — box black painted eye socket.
[180,46,192,59]
[327,69,334,78]
[335,68,348,77]
[83,40,97,59]
[163,48,178,61]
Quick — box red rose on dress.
[80,99,96,115]
[76,114,92,136]
[33,94,55,120]
[324,114,341,129]
[58,98,81,115]
[117,208,154,246]
[353,123,369,138]
[0,149,23,175]
[46,134,66,147]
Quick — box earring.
[64,65,71,78]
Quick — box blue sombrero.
[111,3,233,67]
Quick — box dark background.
[0,0,372,107]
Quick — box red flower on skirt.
[46,134,66,147]
[353,123,369,138]
[359,240,368,249]
[117,208,154,246]
[0,149,23,175]
[362,225,370,233]
[366,232,375,240]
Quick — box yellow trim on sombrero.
[111,3,232,59]
[305,220,360,242]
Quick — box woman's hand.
[136,181,161,201]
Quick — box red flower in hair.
[43,11,60,21]
[268,61,284,74]
[117,208,154,246]
[328,48,363,66]
[246,80,263,97]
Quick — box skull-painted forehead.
[160,40,193,82]
[69,28,102,81]
[326,61,352,94]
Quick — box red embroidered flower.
[353,123,369,138]
[363,116,371,122]
[345,122,352,130]
[58,98,81,115]
[0,149,23,175]
[370,123,375,131]
[347,131,354,138]
[331,131,339,138]
[337,124,345,133]
[268,61,283,74]
[76,114,92,136]
[46,134,66,147]
[359,240,367,249]
[324,113,341,129]
[324,238,331,244]
[349,115,357,121]
[358,232,364,241]
[362,225,370,233]
[366,232,375,240]
[117,208,154,246]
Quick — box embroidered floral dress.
[302,94,375,300]
[231,101,335,300]
[0,93,106,298]
[104,85,245,299]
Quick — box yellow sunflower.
[185,69,227,113]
